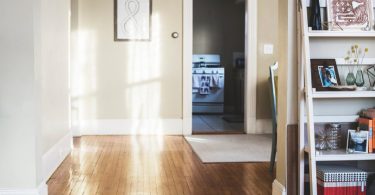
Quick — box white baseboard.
[245,116,256,134]
[256,119,272,134]
[272,179,286,195]
[0,182,47,195]
[42,132,72,181]
[182,117,192,135]
[72,119,183,136]
[37,183,47,195]
[0,133,71,195]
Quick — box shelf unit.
[305,147,375,161]
[307,31,375,38]
[304,115,359,123]
[312,91,375,98]
[298,1,375,195]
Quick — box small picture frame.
[327,0,374,31]
[367,65,375,87]
[311,59,341,91]
[347,130,369,154]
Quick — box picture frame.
[114,0,152,41]
[311,59,341,91]
[327,0,374,31]
[367,65,375,87]
[347,129,369,153]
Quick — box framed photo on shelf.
[367,65,375,87]
[114,0,152,41]
[347,130,369,153]
[311,59,341,91]
[327,0,374,31]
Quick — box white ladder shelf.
[298,0,375,194]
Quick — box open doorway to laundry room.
[191,0,246,134]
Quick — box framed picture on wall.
[114,0,152,41]
[327,0,374,31]
[311,59,341,91]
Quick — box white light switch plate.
[263,44,274,55]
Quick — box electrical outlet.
[263,44,274,55]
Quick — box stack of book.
[358,117,374,153]
[317,165,367,195]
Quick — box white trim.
[244,0,258,134]
[72,119,183,136]
[182,0,193,135]
[182,0,258,135]
[272,179,286,195]
[0,133,70,195]
[256,119,272,134]
[0,182,47,195]
[42,132,72,181]
[37,184,47,195]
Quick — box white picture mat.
[116,0,150,40]
[346,129,369,153]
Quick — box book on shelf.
[358,118,374,153]
[317,165,367,195]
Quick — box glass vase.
[326,123,341,150]
[346,72,356,85]
[355,69,365,87]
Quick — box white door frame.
[182,0,258,135]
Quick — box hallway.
[47,136,273,195]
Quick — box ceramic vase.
[346,72,356,85]
[355,69,365,87]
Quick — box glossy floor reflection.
[47,136,274,195]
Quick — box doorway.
[183,0,257,135]
[191,0,245,134]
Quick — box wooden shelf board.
[312,91,375,99]
[305,147,375,161]
[308,31,375,38]
[303,115,359,123]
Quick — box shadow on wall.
[70,12,173,134]
[256,79,271,118]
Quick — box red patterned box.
[317,165,367,195]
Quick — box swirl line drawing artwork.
[115,0,151,41]
[122,0,140,34]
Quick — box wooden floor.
[47,136,274,195]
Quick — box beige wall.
[71,0,278,134]
[276,0,298,189]
[257,0,279,119]
[71,0,183,126]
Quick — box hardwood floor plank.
[48,136,273,195]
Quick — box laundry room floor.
[192,115,244,134]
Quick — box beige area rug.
[185,134,272,163]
